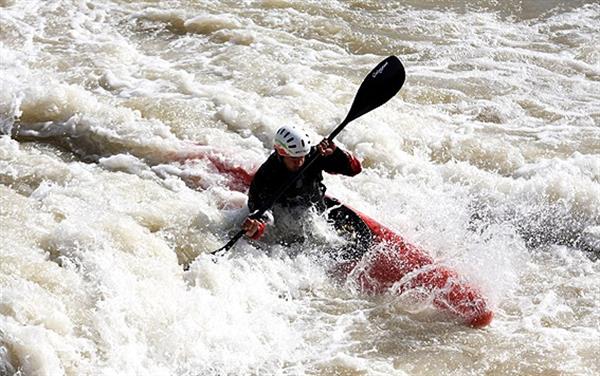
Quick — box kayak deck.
[350,209,493,328]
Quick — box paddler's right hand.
[242,217,266,240]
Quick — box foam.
[1,0,599,374]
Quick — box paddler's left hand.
[317,138,336,157]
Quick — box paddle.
[211,55,406,256]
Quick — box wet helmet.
[273,125,312,157]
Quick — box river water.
[1,1,599,375]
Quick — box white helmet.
[273,125,312,157]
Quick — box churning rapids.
[1,1,599,375]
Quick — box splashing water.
[1,1,599,375]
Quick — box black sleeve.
[248,157,278,213]
[320,147,362,176]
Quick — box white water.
[1,1,599,375]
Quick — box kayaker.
[241,125,372,260]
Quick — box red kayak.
[178,149,493,328]
[345,209,493,328]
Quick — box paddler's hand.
[317,138,336,157]
[242,217,266,239]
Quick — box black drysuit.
[247,147,372,260]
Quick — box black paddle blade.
[334,56,405,137]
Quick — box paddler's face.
[282,155,305,172]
